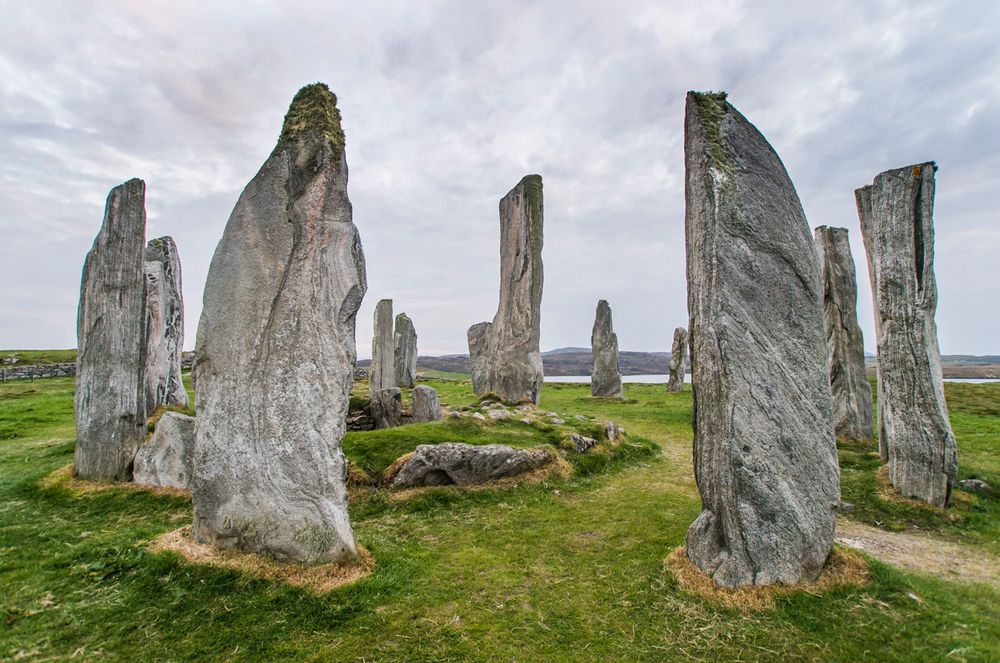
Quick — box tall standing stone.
[143,236,188,414]
[468,175,544,404]
[856,163,957,507]
[74,178,148,481]
[814,226,873,441]
[590,300,623,398]
[370,299,395,394]
[683,92,839,587]
[667,327,688,392]
[192,83,366,563]
[394,312,418,388]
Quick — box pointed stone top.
[686,91,732,172]
[276,83,345,157]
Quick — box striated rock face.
[370,299,395,394]
[468,175,544,404]
[412,385,441,422]
[394,312,418,388]
[388,443,552,488]
[143,236,188,414]
[192,83,366,563]
[370,387,402,429]
[814,226,873,441]
[133,412,195,489]
[683,92,839,587]
[856,163,957,507]
[591,300,624,398]
[74,178,148,482]
[667,327,688,392]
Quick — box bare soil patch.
[835,517,1000,590]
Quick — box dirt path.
[836,517,1000,590]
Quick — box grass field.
[1,375,998,661]
[0,349,77,367]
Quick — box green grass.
[0,349,77,367]
[1,376,998,661]
[839,381,1000,553]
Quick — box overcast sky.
[1,1,997,357]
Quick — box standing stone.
[192,83,366,563]
[856,163,957,507]
[468,175,544,404]
[683,92,839,587]
[74,178,148,482]
[412,385,441,422]
[370,299,395,394]
[667,327,688,392]
[814,226,873,441]
[133,412,195,490]
[370,387,402,429]
[143,236,188,414]
[394,312,418,388]
[590,300,623,398]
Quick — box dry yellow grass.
[149,526,373,594]
[40,464,191,499]
[663,545,870,611]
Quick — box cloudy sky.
[1,1,997,357]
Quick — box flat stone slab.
[388,443,553,489]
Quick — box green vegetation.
[0,349,76,367]
[840,381,1000,553]
[276,82,345,160]
[1,375,998,660]
[689,90,731,173]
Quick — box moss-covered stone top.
[520,174,543,220]
[276,83,345,158]
[688,91,730,173]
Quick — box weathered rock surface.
[143,236,188,414]
[411,385,441,422]
[370,299,395,394]
[133,412,195,489]
[394,312,418,388]
[468,175,544,404]
[192,83,366,563]
[957,479,993,495]
[604,420,624,442]
[814,226,873,441]
[388,443,552,488]
[683,92,839,587]
[74,178,148,481]
[591,300,624,398]
[370,387,402,429]
[568,434,598,453]
[667,327,688,392]
[856,163,957,507]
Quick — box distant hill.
[379,347,672,376]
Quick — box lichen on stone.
[689,91,731,173]
[276,82,346,159]
[520,174,544,248]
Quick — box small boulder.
[472,412,487,422]
[388,443,553,488]
[488,409,512,420]
[604,421,624,442]
[370,388,402,429]
[133,412,195,489]
[412,385,441,423]
[957,479,993,495]
[568,434,598,453]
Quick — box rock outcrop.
[133,412,195,489]
[143,236,188,414]
[370,299,395,394]
[394,312,418,388]
[370,387,402,429]
[388,443,552,488]
[412,385,441,422]
[191,83,366,563]
[590,300,624,398]
[814,226,873,441]
[683,91,839,587]
[667,327,688,392]
[468,175,544,404]
[856,163,957,507]
[74,178,148,481]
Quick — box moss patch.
[275,82,345,159]
[689,90,731,173]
